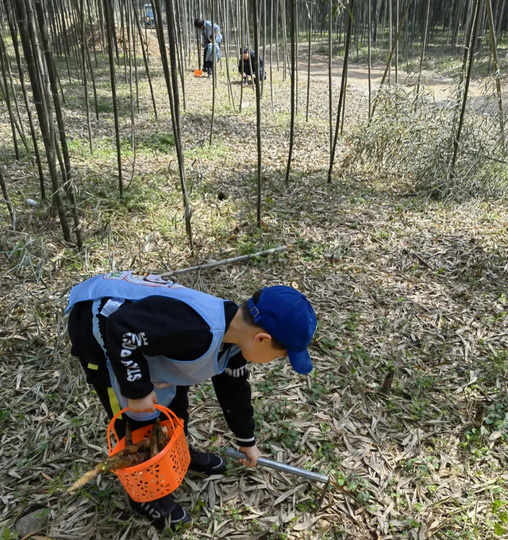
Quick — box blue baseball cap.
[247,286,317,374]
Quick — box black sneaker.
[129,493,191,532]
[188,445,226,475]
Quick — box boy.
[194,18,222,77]
[65,271,317,532]
[238,47,266,85]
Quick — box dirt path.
[152,28,506,110]
[293,55,508,111]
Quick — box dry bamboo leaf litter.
[1,53,508,540]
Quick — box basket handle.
[107,404,181,454]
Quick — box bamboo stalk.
[305,0,312,122]
[414,0,431,109]
[285,0,296,185]
[164,0,194,250]
[210,0,217,144]
[328,0,355,183]
[2,0,45,198]
[0,167,16,231]
[449,0,481,174]
[13,0,71,242]
[370,0,413,119]
[103,0,123,198]
[252,0,263,226]
[485,0,505,148]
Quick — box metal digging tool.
[224,448,330,511]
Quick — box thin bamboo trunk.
[485,0,505,147]
[395,0,399,83]
[261,0,266,97]
[210,0,217,144]
[0,35,21,160]
[222,0,235,109]
[34,0,82,248]
[103,0,124,197]
[14,0,71,242]
[275,0,279,70]
[252,0,262,226]
[388,0,392,84]
[285,0,295,184]
[56,0,73,82]
[305,0,312,121]
[295,0,298,115]
[125,0,137,187]
[239,0,245,112]
[370,0,413,118]
[367,0,372,118]
[3,0,46,198]
[328,0,332,152]
[414,0,430,107]
[0,27,29,149]
[0,167,16,230]
[496,0,507,40]
[327,0,355,183]
[79,0,92,152]
[281,0,287,80]
[82,22,100,120]
[450,0,481,173]
[162,0,194,249]
[86,0,99,67]
[174,0,187,110]
[133,0,158,118]
[269,0,273,110]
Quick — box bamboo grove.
[0,0,507,247]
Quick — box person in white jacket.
[194,18,222,76]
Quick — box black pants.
[203,47,212,71]
[203,43,220,71]
[68,300,190,440]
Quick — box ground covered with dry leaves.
[1,43,508,540]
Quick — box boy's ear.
[253,332,272,344]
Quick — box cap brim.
[288,349,313,375]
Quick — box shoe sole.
[170,508,192,531]
[188,453,226,476]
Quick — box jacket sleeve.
[214,25,222,44]
[212,351,256,447]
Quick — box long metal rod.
[224,448,329,484]
[159,246,287,277]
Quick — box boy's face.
[243,52,249,60]
[241,332,287,365]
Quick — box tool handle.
[224,448,329,484]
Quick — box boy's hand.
[128,391,157,413]
[239,445,261,467]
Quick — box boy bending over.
[66,271,317,531]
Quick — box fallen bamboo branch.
[159,246,287,277]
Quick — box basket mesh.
[111,415,190,502]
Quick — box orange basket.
[107,405,190,502]
[194,69,203,77]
